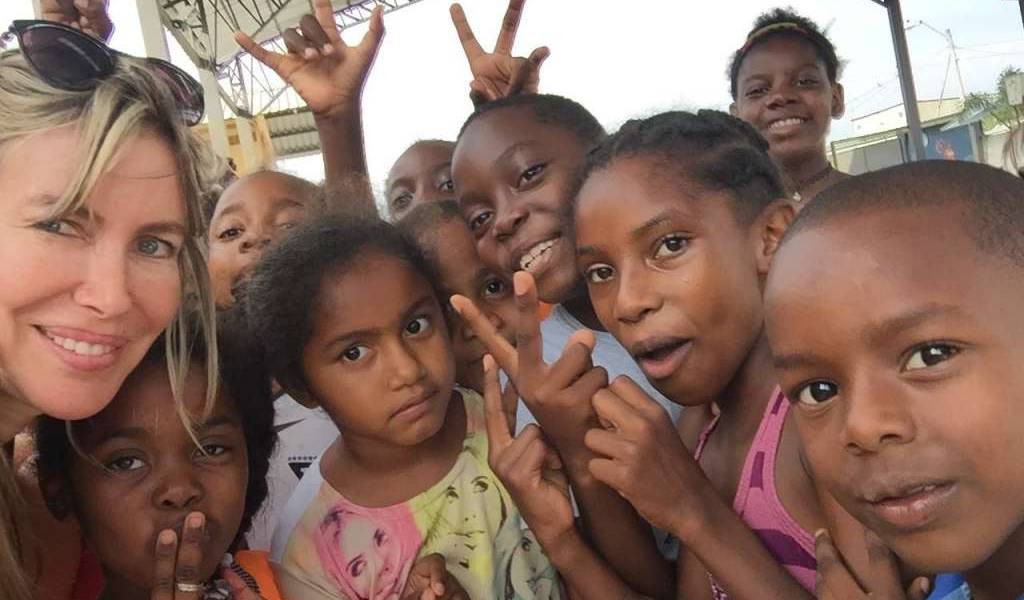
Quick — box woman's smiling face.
[0,127,185,422]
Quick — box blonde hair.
[0,51,220,597]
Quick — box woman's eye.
[482,277,509,299]
[218,227,242,241]
[392,192,412,210]
[406,316,430,336]
[794,381,839,406]
[136,236,176,258]
[342,345,369,362]
[106,456,145,472]
[35,219,74,235]
[903,344,959,372]
[468,210,492,232]
[654,235,688,258]
[439,179,455,193]
[585,264,615,284]
[518,164,546,187]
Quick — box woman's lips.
[37,325,126,372]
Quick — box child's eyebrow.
[861,303,965,348]
[195,415,239,431]
[494,141,539,168]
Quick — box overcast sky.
[3,0,1023,186]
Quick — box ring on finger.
[175,582,203,593]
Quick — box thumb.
[221,566,265,600]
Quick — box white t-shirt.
[514,304,682,433]
[246,394,339,550]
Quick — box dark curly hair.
[242,214,439,397]
[575,110,786,224]
[728,7,841,99]
[458,93,605,150]
[35,308,276,545]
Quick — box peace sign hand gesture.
[450,0,550,106]
[234,0,384,119]
[482,355,575,545]
[451,272,607,452]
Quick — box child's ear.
[755,199,796,275]
[832,82,846,119]
[277,376,318,409]
[38,471,74,522]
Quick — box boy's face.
[574,158,779,405]
[732,36,844,168]
[207,173,312,308]
[429,218,516,393]
[766,205,1024,574]
[301,252,456,448]
[62,363,249,593]
[452,106,586,305]
[385,142,455,221]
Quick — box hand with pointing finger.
[401,554,469,600]
[451,272,607,452]
[234,0,384,119]
[40,0,113,41]
[450,0,549,106]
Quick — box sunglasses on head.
[2,19,204,126]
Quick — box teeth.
[770,117,805,131]
[519,239,556,271]
[44,331,114,356]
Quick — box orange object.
[235,550,284,600]
[537,302,553,320]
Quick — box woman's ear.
[755,199,796,275]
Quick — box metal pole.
[135,0,171,60]
[946,29,967,100]
[200,67,230,158]
[886,0,927,161]
[1019,0,1024,33]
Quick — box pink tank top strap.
[731,388,816,593]
[693,412,721,461]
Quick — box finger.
[235,32,283,71]
[468,81,490,107]
[501,380,520,434]
[476,77,502,103]
[583,427,639,464]
[312,0,343,46]
[545,339,594,391]
[449,4,485,61]
[298,13,331,50]
[609,376,669,420]
[907,577,931,600]
[222,567,262,600]
[451,295,517,377]
[543,445,563,470]
[507,46,549,96]
[863,528,904,596]
[493,0,526,55]
[591,387,644,434]
[357,5,386,56]
[174,512,206,599]
[483,355,514,451]
[513,271,544,378]
[151,530,178,600]
[587,456,631,492]
[519,433,551,473]
[815,529,867,599]
[494,425,543,478]
[282,28,318,59]
[566,366,609,405]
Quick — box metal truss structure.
[157,0,425,118]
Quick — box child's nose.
[153,467,203,510]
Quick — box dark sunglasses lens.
[20,25,113,90]
[150,60,204,126]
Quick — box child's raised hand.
[451,271,608,449]
[482,355,574,545]
[401,554,469,600]
[40,0,113,41]
[815,529,932,600]
[584,377,711,536]
[234,0,384,119]
[450,0,549,106]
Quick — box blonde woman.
[0,19,218,600]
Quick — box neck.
[0,386,41,444]
[964,523,1024,600]
[714,330,778,427]
[561,289,605,331]
[342,390,465,473]
[781,150,831,194]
